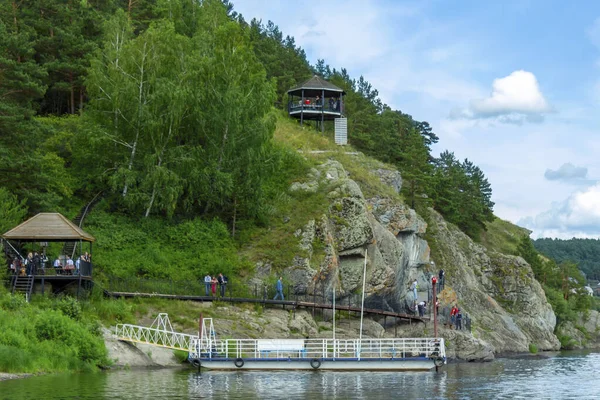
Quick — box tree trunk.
[70,72,75,114]
[232,196,237,238]
[122,41,147,198]
[203,122,229,214]
[79,88,84,115]
[12,2,20,62]
[145,121,173,217]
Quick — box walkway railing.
[106,275,420,317]
[115,313,198,351]
[190,337,445,361]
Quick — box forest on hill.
[534,238,600,281]
[0,0,495,244]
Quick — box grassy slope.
[480,217,531,256]
[239,113,403,269]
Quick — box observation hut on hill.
[1,212,95,301]
[287,75,345,132]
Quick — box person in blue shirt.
[274,277,284,300]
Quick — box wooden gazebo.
[287,75,345,131]
[1,213,95,298]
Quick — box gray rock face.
[286,160,428,311]
[427,209,560,353]
[556,310,600,349]
[372,168,403,194]
[276,159,560,360]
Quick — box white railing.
[116,313,198,351]
[189,337,445,361]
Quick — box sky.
[232,0,600,239]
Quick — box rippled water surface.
[1,351,599,399]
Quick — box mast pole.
[359,248,368,359]
[332,280,336,359]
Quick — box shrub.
[54,297,82,320]
[528,343,538,354]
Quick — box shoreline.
[0,372,34,382]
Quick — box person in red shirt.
[450,306,458,329]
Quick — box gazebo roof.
[2,213,96,242]
[287,75,346,95]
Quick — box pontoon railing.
[189,337,445,361]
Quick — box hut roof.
[287,75,346,95]
[2,213,95,242]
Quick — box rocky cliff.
[254,157,561,360]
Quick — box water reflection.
[1,352,599,399]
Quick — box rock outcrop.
[427,210,560,354]
[556,310,600,349]
[270,157,562,360]
[287,160,431,313]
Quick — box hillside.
[533,238,600,280]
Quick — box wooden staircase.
[12,275,34,302]
[62,191,103,258]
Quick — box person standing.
[211,276,217,296]
[417,300,427,317]
[450,305,458,329]
[456,309,463,330]
[25,252,33,276]
[274,277,284,300]
[204,273,212,296]
[410,279,418,302]
[54,256,63,274]
[218,273,227,297]
[65,256,74,275]
[75,255,83,275]
[438,269,445,291]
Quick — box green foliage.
[173,349,189,363]
[53,297,83,321]
[85,210,243,281]
[0,296,108,373]
[0,187,28,234]
[432,151,495,239]
[533,237,600,280]
[528,343,538,354]
[518,236,591,329]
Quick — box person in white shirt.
[204,274,212,296]
[65,256,74,275]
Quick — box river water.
[1,351,599,399]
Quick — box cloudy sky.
[232,0,600,239]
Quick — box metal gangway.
[115,313,199,351]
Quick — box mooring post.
[432,277,438,338]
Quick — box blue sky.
[232,0,600,239]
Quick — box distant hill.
[533,238,600,280]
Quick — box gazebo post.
[321,89,325,133]
[301,89,304,126]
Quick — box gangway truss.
[115,313,198,351]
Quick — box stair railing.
[68,191,103,259]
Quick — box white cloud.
[451,70,553,124]
[519,183,600,238]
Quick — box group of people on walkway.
[8,252,90,276]
[203,273,228,297]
